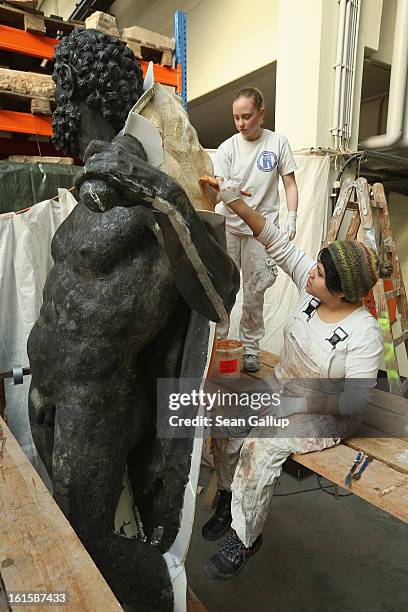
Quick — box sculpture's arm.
[75,134,239,323]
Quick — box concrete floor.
[186,465,408,612]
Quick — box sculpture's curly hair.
[51,28,144,156]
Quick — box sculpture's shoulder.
[51,201,158,268]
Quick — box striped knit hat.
[326,240,382,302]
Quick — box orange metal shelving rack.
[0,23,183,139]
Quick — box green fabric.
[0,162,83,214]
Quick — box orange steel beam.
[0,110,52,136]
[139,60,181,91]
[0,24,57,59]
[0,26,181,89]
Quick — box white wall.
[113,0,279,102]
[275,0,339,149]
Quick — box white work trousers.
[212,431,338,548]
[217,231,277,356]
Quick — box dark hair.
[51,28,144,155]
[318,247,343,295]
[233,87,264,110]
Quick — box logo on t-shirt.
[257,150,278,172]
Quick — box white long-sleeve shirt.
[256,220,384,417]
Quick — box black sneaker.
[201,490,232,541]
[204,531,262,580]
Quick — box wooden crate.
[121,25,174,67]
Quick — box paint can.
[213,339,243,378]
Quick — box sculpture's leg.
[52,379,173,611]
[28,382,55,476]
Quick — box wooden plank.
[371,387,408,416]
[324,179,355,246]
[292,443,408,524]
[0,67,54,97]
[345,208,360,240]
[121,25,174,51]
[344,436,408,475]
[85,11,119,38]
[8,154,73,164]
[259,350,280,368]
[242,361,275,381]
[0,3,82,38]
[23,12,45,36]
[0,416,122,611]
[4,1,39,9]
[30,96,51,115]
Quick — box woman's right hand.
[218,178,242,205]
[217,178,252,205]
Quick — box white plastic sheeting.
[0,188,77,467]
[226,154,331,355]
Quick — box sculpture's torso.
[29,201,180,397]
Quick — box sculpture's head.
[51,28,144,157]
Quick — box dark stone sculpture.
[27,29,239,610]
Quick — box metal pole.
[174,10,187,110]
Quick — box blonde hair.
[234,87,264,110]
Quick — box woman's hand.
[283,211,297,240]
[216,178,252,204]
[218,178,242,205]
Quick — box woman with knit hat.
[203,178,387,581]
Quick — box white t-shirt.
[213,129,297,235]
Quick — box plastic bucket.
[212,339,243,378]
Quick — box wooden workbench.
[0,416,122,612]
[243,351,408,524]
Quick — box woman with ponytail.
[214,87,298,373]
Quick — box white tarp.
[0,188,77,467]
[224,153,331,355]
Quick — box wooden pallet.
[0,89,53,115]
[0,2,83,38]
[4,0,39,10]
[121,25,174,67]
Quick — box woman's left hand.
[283,211,297,240]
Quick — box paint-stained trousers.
[212,423,339,548]
[217,231,277,356]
